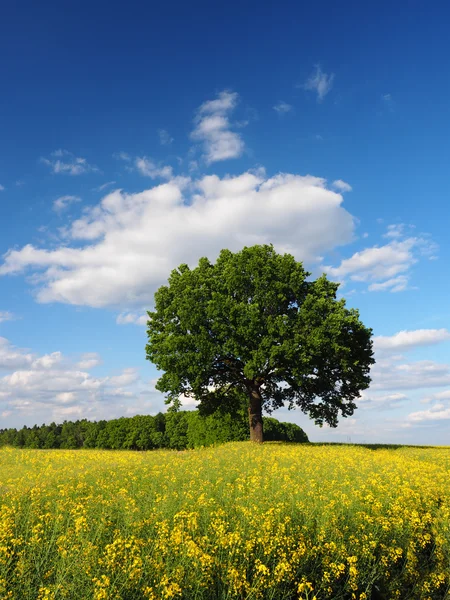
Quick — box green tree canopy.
[146,244,374,442]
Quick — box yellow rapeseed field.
[0,443,449,600]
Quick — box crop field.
[0,443,449,600]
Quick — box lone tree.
[146,245,374,443]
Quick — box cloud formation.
[53,195,81,213]
[374,329,450,352]
[0,311,14,324]
[408,405,450,422]
[325,230,437,292]
[95,181,117,192]
[273,102,293,114]
[332,180,352,193]
[0,337,33,370]
[135,158,173,179]
[116,312,148,326]
[368,276,408,292]
[0,336,155,426]
[371,356,450,391]
[41,150,99,176]
[303,65,335,101]
[191,91,245,163]
[75,353,102,370]
[158,129,173,146]
[0,171,355,308]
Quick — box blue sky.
[1,0,450,444]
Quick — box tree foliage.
[146,244,374,442]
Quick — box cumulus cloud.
[109,367,140,387]
[0,171,355,308]
[407,405,450,422]
[76,352,102,370]
[158,129,173,146]
[0,337,33,370]
[373,329,450,352]
[303,65,335,101]
[31,352,63,370]
[324,231,437,292]
[191,90,245,163]
[383,224,406,239]
[332,180,352,193]
[41,150,99,176]
[421,389,450,404]
[116,312,148,326]
[53,195,81,213]
[273,102,293,114]
[0,337,154,426]
[370,357,450,391]
[358,391,408,410]
[135,157,173,179]
[0,184,4,191]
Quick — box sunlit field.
[0,443,449,600]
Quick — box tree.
[146,244,374,443]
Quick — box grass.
[0,443,449,599]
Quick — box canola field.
[0,443,449,600]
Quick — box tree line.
[0,410,308,450]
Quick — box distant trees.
[0,411,308,451]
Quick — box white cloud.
[31,352,63,369]
[95,181,117,192]
[273,102,293,114]
[357,391,408,409]
[0,311,14,323]
[113,152,131,162]
[325,233,436,292]
[371,357,450,391]
[325,238,415,281]
[0,337,153,426]
[116,312,148,326]
[53,195,81,213]
[178,392,199,408]
[368,276,408,292]
[332,180,352,193]
[76,352,102,370]
[383,224,406,239]
[423,389,450,403]
[135,157,173,179]
[41,150,99,176]
[158,129,173,146]
[0,185,4,191]
[0,337,33,370]
[303,65,335,101]
[108,367,140,387]
[0,171,355,308]
[408,405,450,422]
[374,329,450,352]
[191,90,245,164]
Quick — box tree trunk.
[248,387,263,443]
